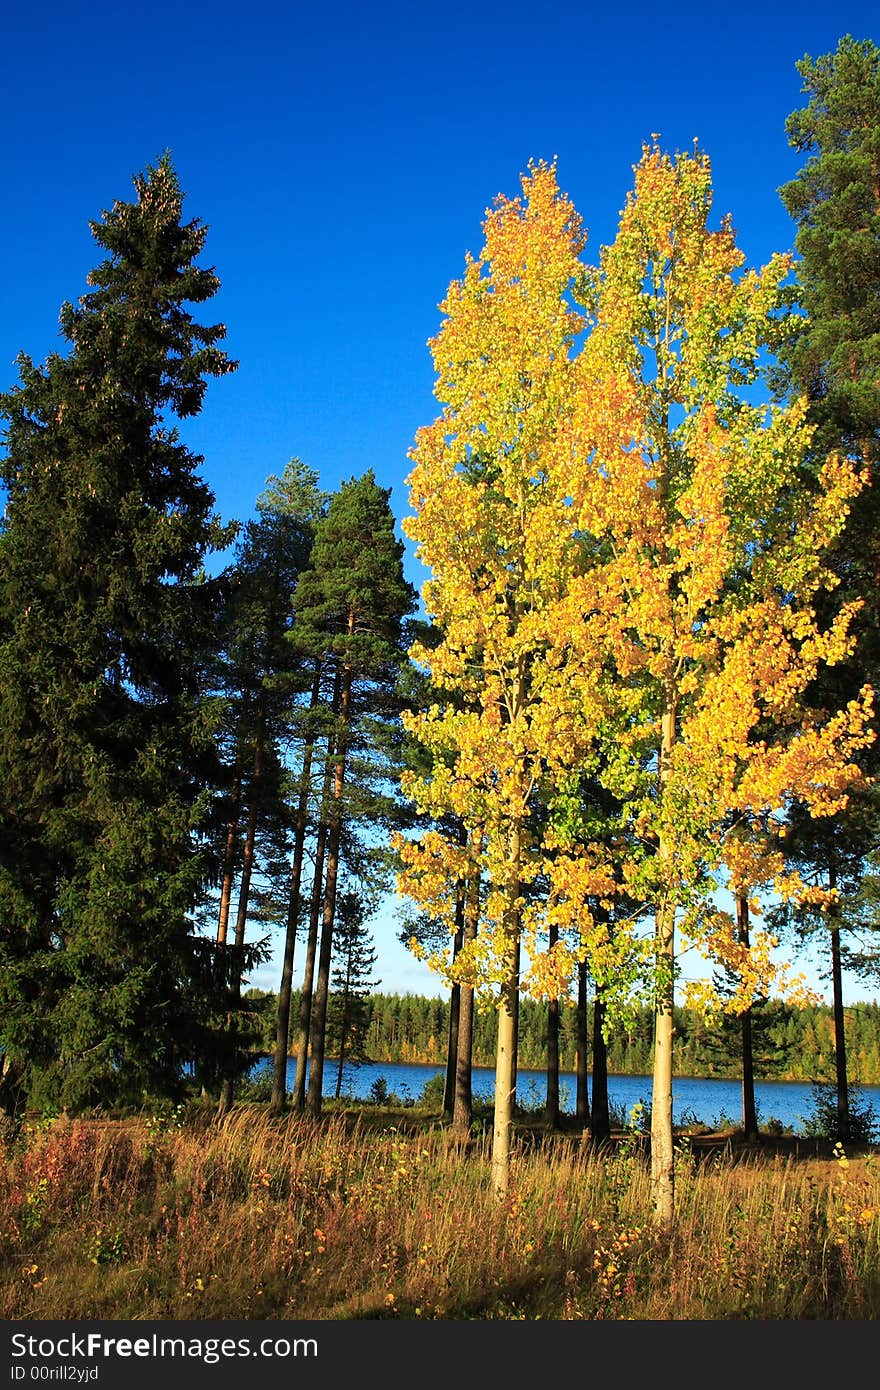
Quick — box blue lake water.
[252,1056,880,1135]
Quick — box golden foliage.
[398,144,875,1017]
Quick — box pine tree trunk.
[452,864,479,1139]
[651,699,677,1230]
[736,892,759,1141]
[829,862,850,1142]
[305,805,343,1118]
[291,738,336,1112]
[216,750,243,947]
[270,661,321,1115]
[218,703,265,1114]
[491,823,521,1201]
[546,922,560,1129]
[591,990,611,1143]
[575,960,590,1129]
[306,659,352,1119]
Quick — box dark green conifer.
[773,37,880,1140]
[326,891,380,1098]
[0,156,236,1112]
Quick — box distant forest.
[245,989,880,1085]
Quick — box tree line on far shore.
[244,987,880,1086]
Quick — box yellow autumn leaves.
[395,145,875,1019]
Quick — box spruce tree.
[326,891,379,1098]
[0,156,236,1112]
[779,35,880,479]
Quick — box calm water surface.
[253,1057,880,1135]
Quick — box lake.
[253,1057,880,1135]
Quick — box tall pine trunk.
[270,661,322,1115]
[218,702,265,1114]
[291,734,336,1112]
[306,657,353,1118]
[216,749,243,947]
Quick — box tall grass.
[2,1107,879,1319]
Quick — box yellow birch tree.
[553,143,875,1229]
[398,163,614,1199]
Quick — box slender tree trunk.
[218,703,265,1114]
[575,960,590,1129]
[334,986,351,1099]
[491,823,521,1201]
[217,689,250,947]
[651,698,677,1231]
[216,752,243,947]
[291,735,336,1112]
[591,990,611,1143]
[443,889,464,1120]
[829,861,850,1142]
[231,718,264,954]
[452,863,479,1139]
[736,892,759,1141]
[270,661,322,1115]
[306,659,352,1118]
[491,934,519,1201]
[546,921,560,1130]
[510,938,520,1106]
[305,805,343,1118]
[444,821,471,1119]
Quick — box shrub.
[799,1083,880,1144]
[417,1072,446,1108]
[368,1076,390,1105]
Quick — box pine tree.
[211,459,326,1110]
[0,156,236,1112]
[290,471,416,1116]
[773,35,880,1141]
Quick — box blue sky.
[3,0,879,1003]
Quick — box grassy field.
[2,1103,880,1320]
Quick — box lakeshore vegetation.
[2,29,880,1276]
[248,987,880,1084]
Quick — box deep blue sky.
[3,0,878,1002]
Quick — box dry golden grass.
[2,1105,879,1320]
